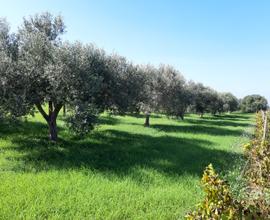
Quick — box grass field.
[0,112,254,219]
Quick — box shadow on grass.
[125,114,253,129]
[122,113,163,119]
[0,113,252,183]
[97,116,120,125]
[215,114,251,120]
[152,124,244,136]
[0,120,49,136]
[185,118,251,127]
[3,122,241,180]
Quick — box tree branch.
[54,103,63,118]
[35,103,49,121]
[49,101,53,116]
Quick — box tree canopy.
[240,95,268,113]
[0,12,265,141]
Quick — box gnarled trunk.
[179,114,184,120]
[35,102,62,142]
[48,114,57,141]
[63,104,66,116]
[144,112,150,127]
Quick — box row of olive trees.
[0,13,266,141]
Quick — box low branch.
[35,103,49,121]
[49,101,53,116]
[54,103,63,118]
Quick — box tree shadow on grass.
[6,125,241,181]
[185,118,252,128]
[152,124,244,136]
[215,114,252,120]
[97,116,120,125]
[122,113,163,119]
[0,120,48,136]
[126,114,253,128]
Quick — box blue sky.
[1,0,270,101]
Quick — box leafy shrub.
[187,111,270,219]
[185,164,243,220]
[66,103,99,135]
[241,111,270,219]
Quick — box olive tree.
[12,13,105,141]
[188,82,210,117]
[138,65,159,126]
[221,92,239,113]
[0,18,28,119]
[98,54,146,114]
[188,82,228,117]
[49,43,105,137]
[0,18,11,118]
[208,91,224,115]
[155,65,188,120]
[240,95,268,113]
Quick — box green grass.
[0,112,254,219]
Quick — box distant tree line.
[0,13,268,141]
[240,95,268,113]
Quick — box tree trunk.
[63,105,66,116]
[144,113,150,127]
[35,102,62,142]
[48,115,57,141]
[178,111,185,120]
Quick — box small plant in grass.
[185,164,243,220]
[187,111,270,219]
